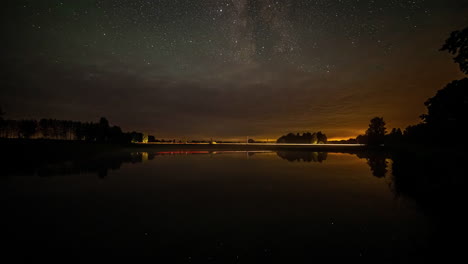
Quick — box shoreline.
[2,138,462,154]
[130,142,369,152]
[0,139,370,153]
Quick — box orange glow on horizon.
[327,137,358,141]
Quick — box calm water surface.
[1,150,460,262]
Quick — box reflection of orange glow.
[327,152,357,157]
[155,150,273,155]
[156,151,210,155]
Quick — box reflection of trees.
[390,151,466,209]
[389,149,467,258]
[1,152,150,178]
[355,151,389,178]
[276,151,328,163]
[366,155,388,178]
[389,149,467,260]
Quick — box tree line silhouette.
[347,26,468,147]
[1,27,465,147]
[0,116,151,143]
[276,131,327,144]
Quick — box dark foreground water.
[1,150,465,262]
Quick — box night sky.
[1,0,467,140]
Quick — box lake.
[1,149,465,262]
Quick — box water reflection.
[276,151,328,162]
[390,150,466,211]
[389,150,467,260]
[3,149,466,208]
[363,153,388,178]
[0,150,391,178]
[1,148,466,261]
[0,150,346,178]
[1,152,154,178]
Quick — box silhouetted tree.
[277,131,327,144]
[3,120,18,138]
[394,27,468,145]
[127,132,143,143]
[310,133,318,144]
[303,132,312,143]
[385,128,403,146]
[0,107,4,137]
[18,120,37,139]
[393,128,402,136]
[365,117,386,146]
[1,116,144,143]
[108,125,124,143]
[402,123,429,143]
[97,117,110,142]
[59,121,68,140]
[39,119,49,139]
[356,134,368,144]
[316,131,327,144]
[441,26,468,74]
[420,78,468,139]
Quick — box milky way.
[1,0,467,140]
